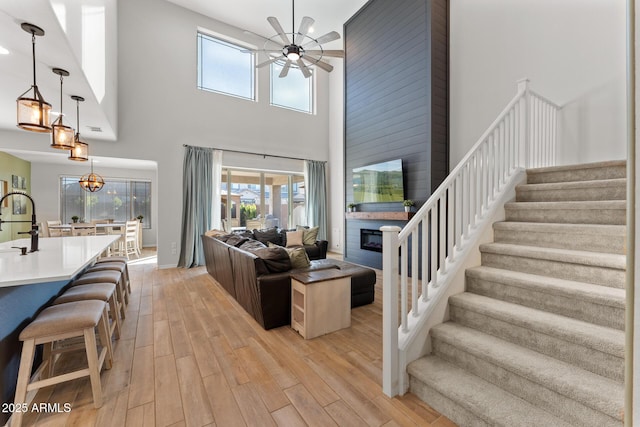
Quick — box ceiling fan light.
[285,45,301,61]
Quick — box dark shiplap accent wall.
[344,0,449,268]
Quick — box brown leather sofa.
[201,234,376,330]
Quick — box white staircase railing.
[381,79,560,397]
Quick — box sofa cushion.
[226,235,249,247]
[302,226,319,245]
[253,227,280,245]
[235,230,255,239]
[239,239,267,251]
[269,242,310,268]
[286,230,304,247]
[252,247,291,273]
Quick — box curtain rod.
[182,144,326,163]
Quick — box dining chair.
[117,220,139,259]
[46,220,68,237]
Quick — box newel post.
[517,78,531,168]
[381,225,401,397]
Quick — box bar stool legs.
[11,301,112,427]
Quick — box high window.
[60,177,152,228]
[270,63,313,113]
[197,32,255,100]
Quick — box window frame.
[269,62,314,114]
[197,31,256,101]
[59,176,152,229]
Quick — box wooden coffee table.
[290,269,351,339]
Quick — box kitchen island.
[0,235,119,424]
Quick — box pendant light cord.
[31,32,36,90]
[59,74,63,116]
[76,99,80,130]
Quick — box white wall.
[115,0,331,267]
[328,61,345,254]
[450,0,627,167]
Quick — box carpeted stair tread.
[429,322,624,420]
[517,178,626,192]
[466,266,625,309]
[408,356,575,427]
[505,200,626,211]
[493,221,626,236]
[492,221,626,254]
[479,242,626,270]
[504,200,626,225]
[526,160,626,184]
[448,293,624,357]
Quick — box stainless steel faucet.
[0,191,39,252]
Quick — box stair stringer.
[397,169,528,395]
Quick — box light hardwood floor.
[18,251,455,427]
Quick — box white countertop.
[0,235,120,288]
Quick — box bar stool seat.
[73,270,127,319]
[12,300,113,427]
[86,262,131,295]
[54,283,121,340]
[95,257,131,295]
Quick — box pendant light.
[68,95,88,161]
[79,159,105,192]
[16,23,52,132]
[50,68,75,150]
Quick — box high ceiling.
[0,0,367,169]
[165,0,368,50]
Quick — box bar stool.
[87,262,131,296]
[12,300,112,427]
[95,256,131,295]
[72,270,127,319]
[54,283,121,340]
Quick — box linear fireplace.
[360,229,382,252]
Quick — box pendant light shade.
[79,159,104,192]
[16,23,52,133]
[69,95,88,161]
[50,68,75,150]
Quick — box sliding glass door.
[220,168,304,231]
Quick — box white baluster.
[411,229,418,316]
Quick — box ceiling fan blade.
[257,55,284,68]
[267,17,291,45]
[303,55,334,73]
[296,59,312,78]
[294,16,315,45]
[279,61,292,78]
[304,31,341,48]
[305,49,344,58]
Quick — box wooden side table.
[290,269,351,339]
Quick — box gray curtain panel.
[304,160,327,240]
[178,145,213,267]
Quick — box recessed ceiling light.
[0,46,9,55]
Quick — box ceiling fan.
[251,0,345,78]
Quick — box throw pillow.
[267,242,310,268]
[253,247,292,272]
[286,230,304,247]
[303,226,319,245]
[286,247,311,268]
